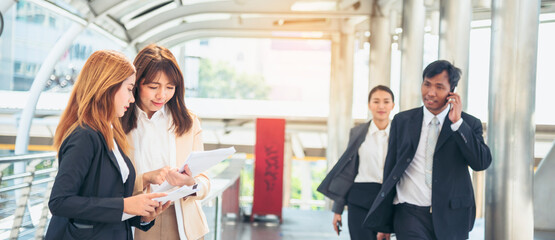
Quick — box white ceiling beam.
[134,17,340,47]
[127,0,371,40]
[87,0,156,17]
[154,29,334,49]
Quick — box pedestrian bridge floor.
[218,208,555,240]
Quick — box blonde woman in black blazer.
[45,50,170,240]
[318,85,395,240]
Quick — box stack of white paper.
[153,147,236,193]
[153,184,199,204]
[122,147,236,221]
[122,184,200,221]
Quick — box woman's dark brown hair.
[121,44,192,136]
[368,85,394,103]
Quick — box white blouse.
[354,120,390,183]
[112,136,132,221]
[112,139,129,184]
[130,106,177,192]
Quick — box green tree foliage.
[198,59,270,99]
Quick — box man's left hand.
[447,92,462,123]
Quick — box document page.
[121,184,199,221]
[153,183,199,204]
[152,147,236,193]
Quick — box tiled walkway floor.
[216,208,555,240]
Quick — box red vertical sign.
[251,118,285,222]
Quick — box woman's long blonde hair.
[54,50,135,155]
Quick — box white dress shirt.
[394,105,463,206]
[130,106,177,192]
[354,120,390,183]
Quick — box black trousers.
[346,182,381,240]
[393,203,438,240]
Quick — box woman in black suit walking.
[45,50,170,240]
[318,85,395,240]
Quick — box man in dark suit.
[364,60,492,240]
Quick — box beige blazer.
[127,112,210,240]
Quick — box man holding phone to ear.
[363,60,492,240]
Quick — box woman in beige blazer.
[121,44,210,240]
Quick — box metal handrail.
[0,177,56,194]
[0,152,245,240]
[1,168,57,182]
[201,158,245,240]
[202,158,244,204]
[0,151,57,240]
[0,152,57,163]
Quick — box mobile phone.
[446,86,457,104]
[336,221,342,235]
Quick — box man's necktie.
[425,117,440,189]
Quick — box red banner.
[251,118,285,222]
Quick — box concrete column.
[14,23,86,155]
[438,0,486,219]
[283,133,292,208]
[325,27,354,209]
[369,2,392,88]
[399,0,425,111]
[485,0,539,239]
[327,24,355,170]
[177,44,186,71]
[299,160,312,210]
[438,0,471,109]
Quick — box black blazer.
[317,121,373,214]
[46,125,154,240]
[364,107,492,240]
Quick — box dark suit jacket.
[363,107,492,240]
[317,121,374,214]
[46,125,154,240]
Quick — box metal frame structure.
[0,11,4,37]
[5,0,555,239]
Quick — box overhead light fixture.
[271,31,325,38]
[184,13,231,23]
[181,0,230,5]
[273,18,327,26]
[291,1,337,11]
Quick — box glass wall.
[171,37,332,119]
[0,0,126,92]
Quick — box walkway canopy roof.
[36,0,379,51]
[26,0,555,51]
